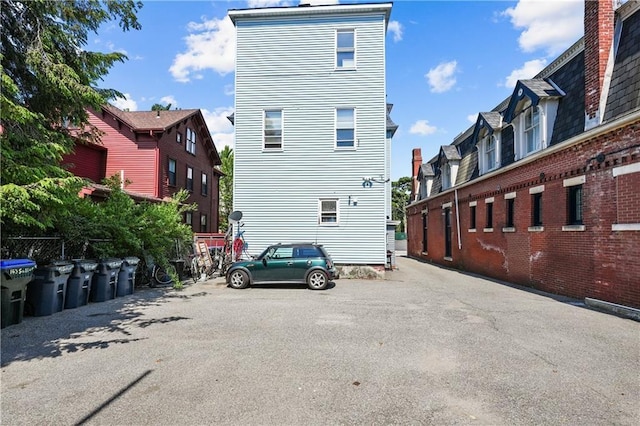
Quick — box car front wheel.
[229,270,249,289]
[307,270,328,290]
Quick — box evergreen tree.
[1,0,142,233]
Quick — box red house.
[407,1,640,309]
[64,105,222,232]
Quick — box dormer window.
[504,79,564,161]
[523,105,540,154]
[438,145,461,191]
[442,163,451,190]
[473,112,502,175]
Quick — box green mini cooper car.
[226,243,338,290]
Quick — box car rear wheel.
[307,270,328,290]
[229,270,249,289]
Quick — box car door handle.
[287,262,293,266]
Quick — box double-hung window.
[176,132,182,144]
[336,108,355,148]
[441,163,451,190]
[469,203,477,230]
[186,128,196,154]
[201,173,208,196]
[319,199,339,225]
[532,193,543,226]
[485,198,494,231]
[186,166,193,191]
[568,186,583,225]
[168,159,177,186]
[336,29,355,69]
[524,107,540,154]
[564,176,585,229]
[185,212,192,226]
[264,110,282,150]
[200,214,207,232]
[484,135,496,171]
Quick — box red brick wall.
[407,122,640,308]
[584,0,614,120]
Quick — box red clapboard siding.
[63,143,106,183]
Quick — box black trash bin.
[117,257,139,297]
[90,258,123,303]
[1,259,36,328]
[65,260,98,309]
[26,261,74,316]
[170,259,186,281]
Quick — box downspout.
[454,189,461,250]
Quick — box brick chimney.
[411,148,422,202]
[584,0,615,129]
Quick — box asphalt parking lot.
[1,256,638,425]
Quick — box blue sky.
[95,0,585,180]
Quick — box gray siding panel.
[234,11,388,264]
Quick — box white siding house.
[228,2,395,266]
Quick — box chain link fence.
[1,237,113,265]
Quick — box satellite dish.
[228,210,243,223]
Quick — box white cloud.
[160,96,177,108]
[247,0,292,7]
[202,107,235,149]
[502,0,583,56]
[467,114,478,124]
[426,60,458,93]
[409,120,437,136]
[303,0,339,5]
[170,16,236,83]
[112,93,137,111]
[502,58,547,88]
[388,20,403,43]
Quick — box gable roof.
[440,145,461,162]
[417,163,434,180]
[504,79,564,122]
[101,104,221,166]
[103,105,199,131]
[471,111,503,142]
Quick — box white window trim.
[563,176,586,187]
[318,198,340,226]
[442,163,451,190]
[441,202,452,209]
[263,109,283,151]
[613,162,640,177]
[186,127,196,155]
[611,163,640,231]
[504,192,517,199]
[335,107,356,150]
[514,104,543,160]
[469,201,477,207]
[335,28,356,70]
[529,185,545,194]
[479,132,500,174]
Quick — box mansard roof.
[503,79,564,122]
[604,7,640,122]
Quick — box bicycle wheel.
[153,265,174,286]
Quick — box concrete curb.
[585,297,640,321]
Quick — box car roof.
[273,242,321,247]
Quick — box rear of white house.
[228,2,395,266]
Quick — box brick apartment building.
[407,1,640,308]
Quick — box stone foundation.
[336,264,386,279]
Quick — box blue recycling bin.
[26,261,74,316]
[65,259,98,309]
[90,258,123,302]
[1,259,36,328]
[117,257,139,297]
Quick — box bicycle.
[136,256,176,287]
[218,223,250,275]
